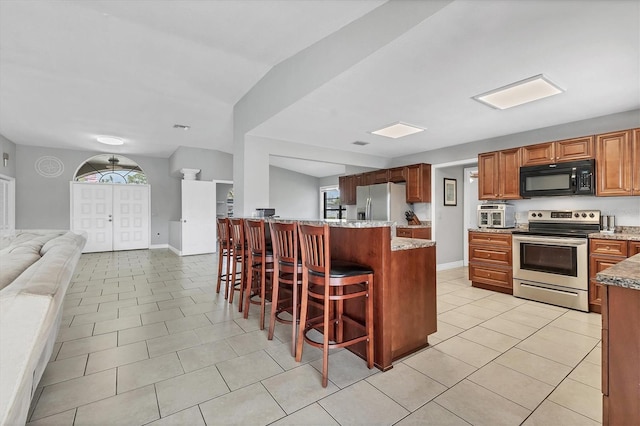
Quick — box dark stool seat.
[309,260,373,278]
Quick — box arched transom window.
[74,154,147,184]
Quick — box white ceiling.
[1,1,639,177]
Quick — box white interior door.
[181,180,217,256]
[71,183,113,253]
[113,185,150,251]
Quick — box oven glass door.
[512,235,587,289]
[520,243,577,276]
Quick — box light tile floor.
[27,250,603,425]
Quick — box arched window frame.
[73,155,147,184]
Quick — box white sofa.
[0,230,86,426]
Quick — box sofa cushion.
[0,253,41,291]
[0,232,60,291]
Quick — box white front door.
[71,183,114,253]
[181,180,216,256]
[71,183,150,253]
[113,185,150,251]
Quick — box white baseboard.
[437,260,464,271]
[168,245,181,256]
[150,244,168,249]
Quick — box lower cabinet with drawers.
[589,238,640,313]
[468,231,513,294]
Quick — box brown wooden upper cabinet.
[371,169,390,184]
[520,136,594,166]
[478,148,521,200]
[338,175,356,205]
[405,163,431,203]
[388,167,406,183]
[596,129,639,196]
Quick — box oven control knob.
[574,213,579,218]
[589,213,595,218]
[581,213,587,218]
[537,213,542,217]
[531,213,536,217]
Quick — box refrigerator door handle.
[366,197,371,220]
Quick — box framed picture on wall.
[444,178,457,206]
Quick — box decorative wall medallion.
[35,156,65,178]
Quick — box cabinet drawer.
[469,232,512,247]
[396,228,412,238]
[469,264,511,288]
[629,241,640,256]
[590,239,628,256]
[470,247,511,266]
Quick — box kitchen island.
[268,219,437,371]
[597,253,640,426]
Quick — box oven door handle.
[513,236,587,246]
[520,283,579,297]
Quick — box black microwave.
[520,159,595,197]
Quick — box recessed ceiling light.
[352,141,369,146]
[473,74,564,110]
[371,122,425,139]
[96,136,124,146]
[173,124,191,130]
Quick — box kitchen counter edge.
[596,253,640,291]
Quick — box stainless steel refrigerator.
[356,182,410,224]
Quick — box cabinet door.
[629,241,640,256]
[339,175,356,205]
[499,148,521,199]
[405,165,422,203]
[596,130,632,196]
[555,136,594,162]
[478,152,499,200]
[521,142,554,166]
[388,167,406,183]
[633,129,640,195]
[405,164,431,203]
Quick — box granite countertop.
[397,222,432,229]
[596,253,640,291]
[589,225,640,241]
[264,218,394,228]
[391,237,435,251]
[468,227,519,234]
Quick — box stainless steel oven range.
[512,210,600,312]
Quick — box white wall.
[433,165,465,266]
[269,166,319,219]
[169,146,233,181]
[0,134,16,178]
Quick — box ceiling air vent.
[352,141,369,146]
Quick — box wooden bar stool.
[268,221,302,356]
[244,219,274,329]
[215,218,233,299]
[296,222,374,387]
[228,218,247,310]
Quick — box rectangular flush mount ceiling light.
[371,122,425,139]
[473,74,564,110]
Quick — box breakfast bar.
[270,219,437,371]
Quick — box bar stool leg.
[295,274,309,363]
